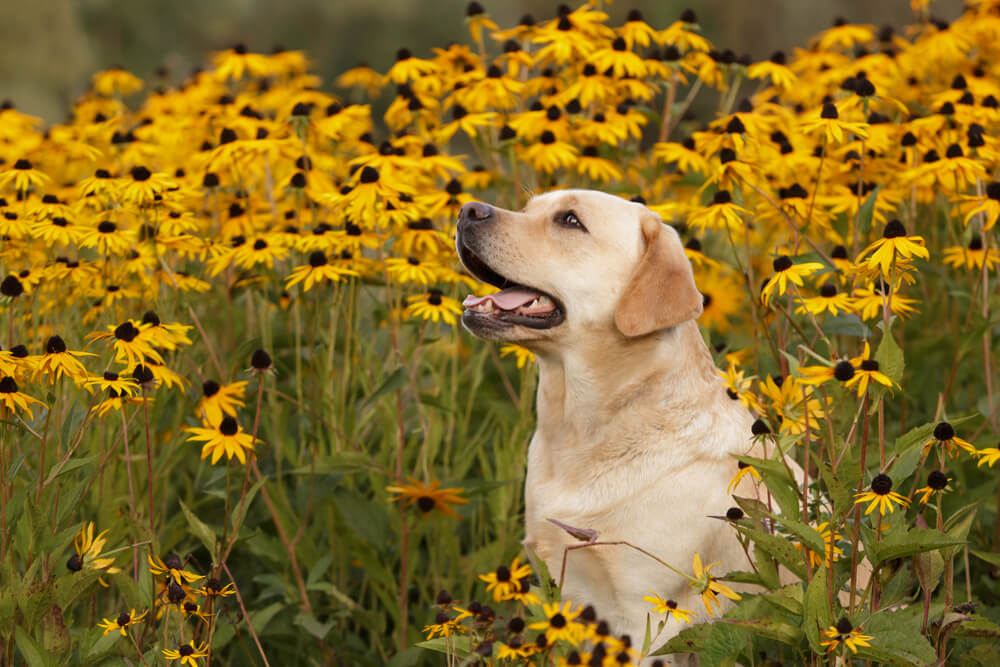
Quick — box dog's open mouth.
[458,242,565,329]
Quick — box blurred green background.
[1,0,961,123]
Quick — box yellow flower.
[854,474,910,516]
[162,641,209,666]
[690,552,741,616]
[68,522,122,586]
[820,617,874,654]
[761,256,825,306]
[97,608,147,637]
[856,219,929,278]
[91,67,142,96]
[500,344,536,369]
[976,448,1000,468]
[285,251,360,291]
[798,102,869,144]
[479,556,533,603]
[942,236,1000,271]
[727,461,761,494]
[148,554,203,586]
[0,159,50,193]
[642,592,696,623]
[915,471,952,503]
[795,282,856,316]
[403,290,463,326]
[185,416,257,465]
[528,601,584,644]
[423,610,468,639]
[196,380,247,425]
[795,522,843,569]
[386,478,468,519]
[0,376,45,420]
[921,421,976,459]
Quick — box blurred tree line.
[0,0,960,123]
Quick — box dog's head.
[456,189,702,345]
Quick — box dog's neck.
[530,320,733,472]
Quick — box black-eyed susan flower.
[87,320,164,368]
[727,460,761,494]
[500,343,536,369]
[852,280,920,321]
[196,577,236,599]
[97,608,147,636]
[196,380,246,425]
[518,131,578,173]
[688,190,750,233]
[0,158,51,193]
[35,335,94,386]
[67,522,122,585]
[690,552,741,616]
[148,553,203,586]
[385,477,468,519]
[135,311,192,351]
[528,601,584,644]
[285,251,360,291]
[385,256,442,285]
[91,66,142,96]
[761,255,825,306]
[162,641,209,666]
[181,600,212,623]
[479,556,533,602]
[78,220,136,256]
[843,342,896,397]
[916,470,952,503]
[798,102,869,144]
[185,416,257,464]
[642,593,695,623]
[854,473,910,516]
[119,166,176,206]
[819,617,874,654]
[423,610,468,639]
[496,636,539,659]
[857,219,929,278]
[0,376,45,419]
[976,446,1000,468]
[922,421,976,458]
[796,282,856,316]
[943,236,1000,272]
[402,290,463,326]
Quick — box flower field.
[2,0,1000,664]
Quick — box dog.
[456,190,765,655]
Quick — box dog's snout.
[459,201,493,223]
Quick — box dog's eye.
[556,210,586,231]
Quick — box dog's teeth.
[529,298,539,307]
[537,296,553,306]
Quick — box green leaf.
[650,622,712,655]
[869,527,965,565]
[761,584,804,616]
[15,627,57,667]
[43,455,97,485]
[293,611,334,639]
[525,546,559,604]
[731,523,806,580]
[855,610,937,666]
[855,186,880,240]
[874,324,904,385]
[359,367,406,411]
[970,549,1000,568]
[951,616,1000,639]
[178,499,217,560]
[802,566,830,653]
[702,621,748,666]
[821,313,870,337]
[735,455,801,520]
[721,617,803,645]
[415,636,471,657]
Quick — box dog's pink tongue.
[463,288,544,311]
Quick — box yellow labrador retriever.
[456,190,761,652]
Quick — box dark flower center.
[550,613,567,628]
[428,290,443,306]
[540,130,556,145]
[836,616,853,634]
[130,166,151,181]
[179,645,194,656]
[117,612,131,627]
[219,416,239,436]
[969,236,983,251]
[726,507,744,520]
[882,219,907,238]
[417,496,436,512]
[870,473,893,495]
[98,221,117,234]
[986,182,1000,201]
[928,470,948,490]
[751,419,770,435]
[114,321,139,341]
[820,103,839,119]
[933,421,955,441]
[251,349,272,370]
[820,283,837,298]
[496,565,511,582]
[772,255,792,272]
[713,190,732,205]
[831,245,847,259]
[360,166,379,183]
[833,360,855,381]
[167,581,186,603]
[860,359,879,371]
[67,554,83,572]
[253,239,267,250]
[13,159,31,170]
[1,275,24,297]
[308,251,327,267]
[0,376,17,393]
[202,380,220,397]
[133,365,154,384]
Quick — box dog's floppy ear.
[614,210,703,337]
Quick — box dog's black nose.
[459,201,493,223]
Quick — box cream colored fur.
[458,190,766,657]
